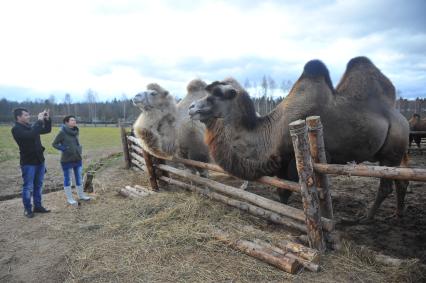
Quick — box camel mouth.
[189,108,211,120]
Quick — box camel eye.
[150,92,157,96]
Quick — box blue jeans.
[61,161,83,187]
[20,163,45,211]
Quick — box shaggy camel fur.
[132,80,210,176]
[189,57,409,221]
[408,114,426,149]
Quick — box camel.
[408,114,426,149]
[132,79,210,177]
[189,56,409,221]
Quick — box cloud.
[0,0,424,101]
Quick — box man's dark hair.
[63,115,76,124]
[13,108,29,121]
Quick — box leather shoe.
[34,206,51,213]
[24,210,34,218]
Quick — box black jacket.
[11,119,52,165]
[52,126,82,163]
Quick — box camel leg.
[364,178,394,222]
[395,180,408,217]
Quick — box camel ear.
[223,88,237,99]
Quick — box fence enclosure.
[121,116,426,255]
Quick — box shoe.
[34,206,51,213]
[24,210,34,218]
[76,185,91,201]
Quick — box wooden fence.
[120,115,426,254]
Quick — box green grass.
[0,125,122,162]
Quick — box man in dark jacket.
[11,108,52,218]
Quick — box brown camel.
[408,114,426,149]
[189,56,409,221]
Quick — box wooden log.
[313,163,426,182]
[306,116,333,220]
[130,152,146,166]
[142,149,159,191]
[83,171,95,193]
[130,144,146,158]
[171,157,300,193]
[130,159,145,171]
[125,185,151,197]
[120,125,131,169]
[157,164,334,232]
[289,119,326,252]
[134,184,156,195]
[159,176,307,232]
[275,239,320,263]
[127,135,142,147]
[252,239,320,272]
[212,230,300,274]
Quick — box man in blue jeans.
[11,108,52,218]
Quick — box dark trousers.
[20,163,45,211]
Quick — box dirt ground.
[0,152,425,282]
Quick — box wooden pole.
[128,136,301,193]
[142,149,159,191]
[157,164,334,232]
[289,119,326,252]
[313,163,426,182]
[171,156,300,193]
[306,116,333,219]
[252,239,320,272]
[83,171,95,193]
[120,124,131,169]
[212,230,300,274]
[159,176,308,232]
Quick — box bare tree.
[121,93,127,121]
[64,93,72,114]
[280,79,293,95]
[86,89,97,122]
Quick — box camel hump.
[302,60,334,92]
[147,83,169,95]
[187,79,207,93]
[336,56,396,106]
[346,56,373,71]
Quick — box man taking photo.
[11,108,52,218]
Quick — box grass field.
[0,125,122,162]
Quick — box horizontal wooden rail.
[410,131,426,134]
[159,176,307,232]
[157,164,334,232]
[313,163,426,182]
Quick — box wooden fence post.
[120,123,132,169]
[289,119,326,252]
[142,149,159,191]
[306,116,333,220]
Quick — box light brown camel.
[189,56,409,221]
[132,79,210,176]
[408,114,426,149]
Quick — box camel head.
[408,113,421,130]
[132,83,174,112]
[188,80,238,122]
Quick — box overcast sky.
[0,0,425,102]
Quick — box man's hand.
[43,109,50,120]
[37,111,45,120]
